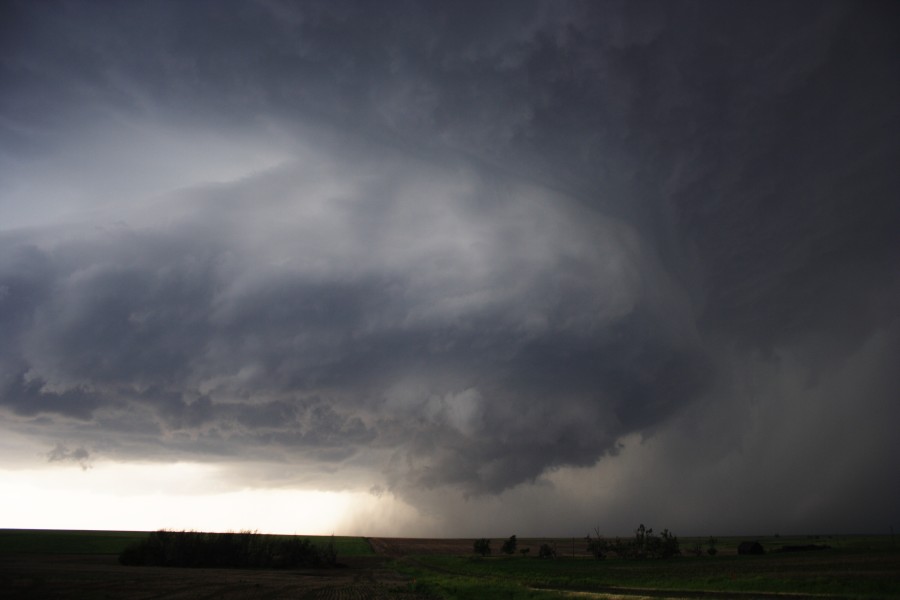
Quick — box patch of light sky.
[0,461,393,535]
[0,119,293,231]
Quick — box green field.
[0,529,374,557]
[400,552,900,599]
[396,537,900,599]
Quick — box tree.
[609,537,629,558]
[599,524,682,559]
[501,535,517,555]
[586,526,608,559]
[658,528,680,558]
[538,543,556,559]
[473,538,491,556]
[634,524,650,558]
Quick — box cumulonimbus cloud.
[1,0,897,533]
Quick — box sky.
[1,0,898,538]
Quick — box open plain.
[1,530,898,599]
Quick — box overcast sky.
[1,0,898,537]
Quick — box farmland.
[1,530,898,599]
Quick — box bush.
[586,526,608,559]
[537,543,556,559]
[473,538,491,557]
[118,530,337,568]
[500,535,517,555]
[658,528,680,558]
[586,536,608,559]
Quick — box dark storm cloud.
[1,0,898,532]
[0,154,700,494]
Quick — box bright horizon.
[0,462,392,537]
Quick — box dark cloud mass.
[1,0,898,535]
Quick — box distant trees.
[587,524,680,560]
[625,524,680,559]
[478,524,682,561]
[473,538,491,556]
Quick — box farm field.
[0,530,898,599]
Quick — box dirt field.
[368,537,475,557]
[370,536,596,558]
[0,553,429,600]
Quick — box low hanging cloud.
[47,443,93,471]
[1,0,898,534]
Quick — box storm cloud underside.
[1,0,898,535]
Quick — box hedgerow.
[119,530,337,568]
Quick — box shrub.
[500,535,517,555]
[537,543,556,559]
[586,536,608,559]
[658,528,680,558]
[586,526,608,559]
[473,538,491,556]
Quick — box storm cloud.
[1,0,898,535]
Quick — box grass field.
[383,534,900,599]
[398,549,900,599]
[0,529,897,599]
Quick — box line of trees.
[119,530,338,568]
[586,524,680,559]
[475,524,681,560]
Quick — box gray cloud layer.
[1,0,898,533]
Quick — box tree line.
[475,523,683,559]
[119,530,338,568]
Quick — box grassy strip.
[402,549,900,599]
[396,560,573,600]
